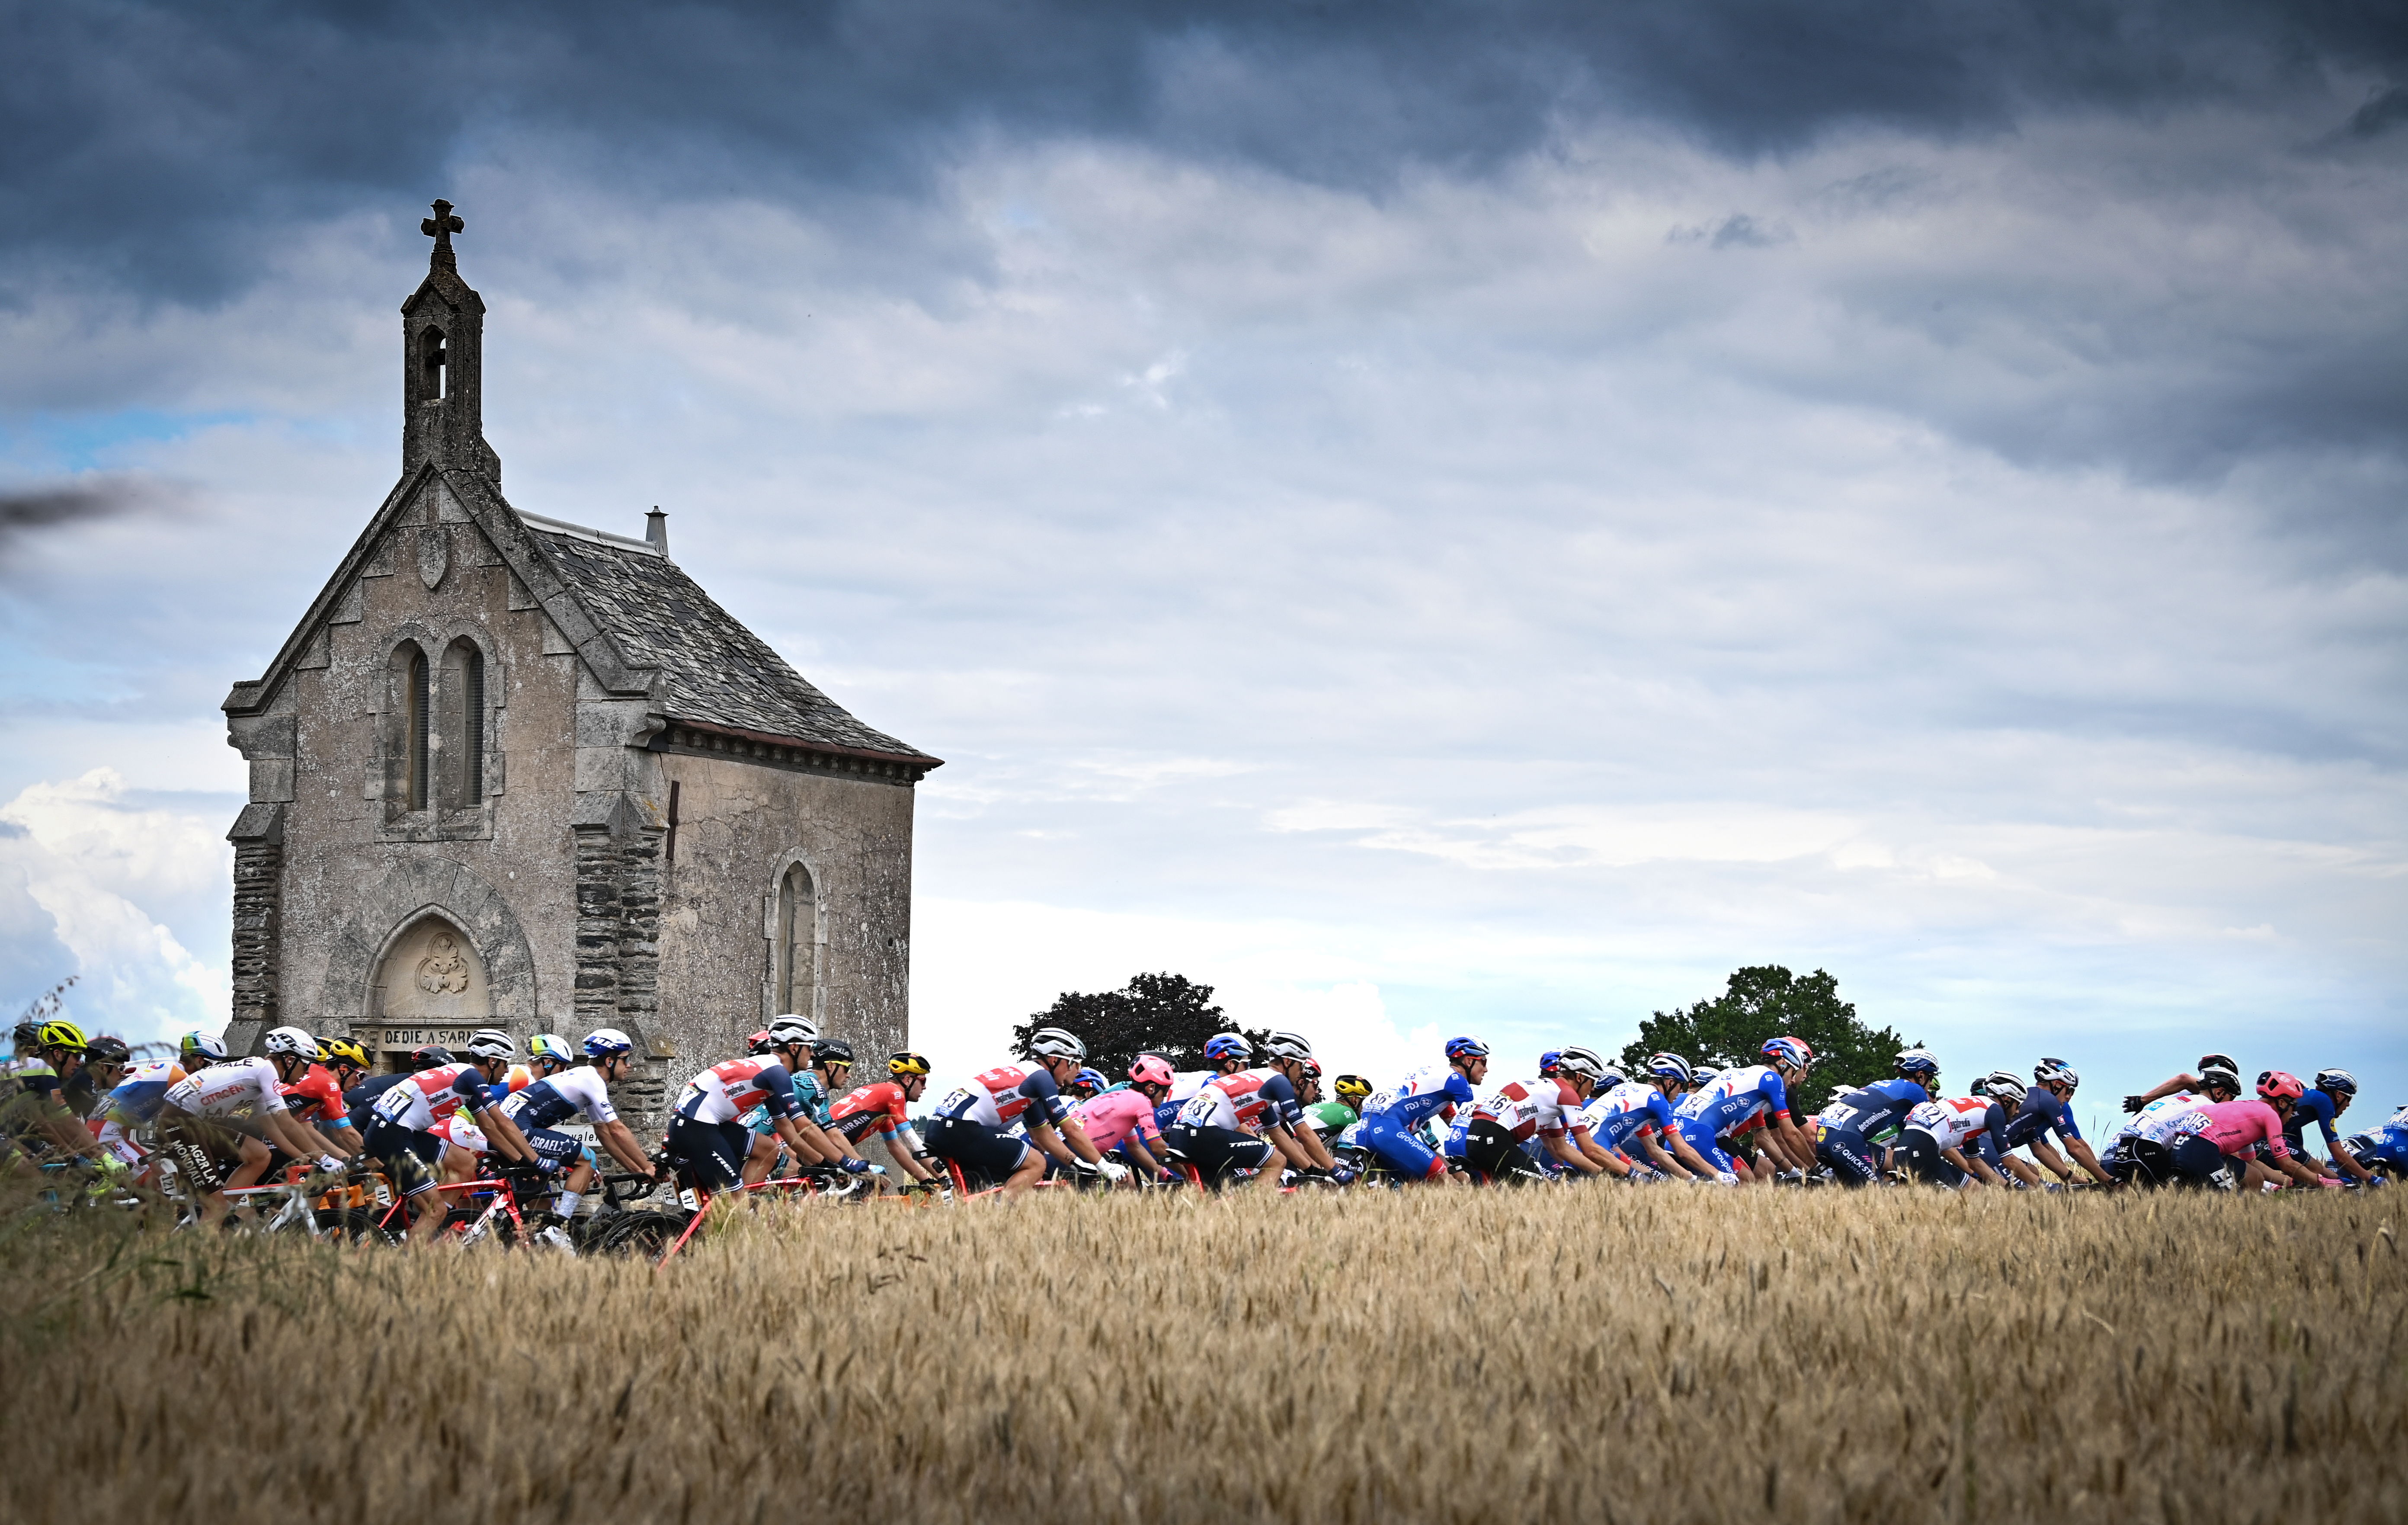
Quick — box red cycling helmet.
[1128,1054,1174,1087]
[2256,1069,2306,1104]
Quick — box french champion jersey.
[1675,1064,1790,1136]
[103,1058,188,1127]
[1364,1062,1476,1132]
[1178,1067,1303,1133]
[499,1066,621,1131]
[1582,1081,1679,1151]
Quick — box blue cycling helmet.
[2315,1067,2357,1096]
[1895,1048,1940,1080]
[1070,1067,1108,1094]
[1762,1036,1814,1070]
[1203,1033,1253,1064]
[1443,1035,1490,1062]
[1646,1052,1693,1084]
[581,1027,634,1059]
[1537,1049,1564,1074]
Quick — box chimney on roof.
[645,507,668,554]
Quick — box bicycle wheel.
[317,1207,404,1246]
[595,1210,690,1260]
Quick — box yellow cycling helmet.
[37,1019,90,1052]
[889,1051,932,1077]
[322,1037,371,1070]
[1332,1073,1373,1104]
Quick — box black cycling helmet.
[410,1044,455,1071]
[811,1038,856,1067]
[83,1035,133,1066]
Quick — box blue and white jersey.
[1674,1064,1791,1136]
[498,1066,621,1132]
[1582,1081,1679,1152]
[2107,1091,2200,1150]
[1815,1079,1929,1143]
[1997,1088,2082,1151]
[1362,1061,1477,1133]
[2343,1116,2408,1171]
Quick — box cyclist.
[1153,1033,1255,1136]
[1164,1031,1338,1189]
[348,1044,450,1130]
[1580,1053,1704,1180]
[94,1051,189,1172]
[1812,1048,1941,1187]
[2101,1059,2241,1184]
[361,1029,541,1240]
[926,1027,1121,1198]
[1065,1067,1108,1104]
[1994,1058,2113,1187]
[2159,1071,2332,1191]
[1672,1038,1817,1185]
[3,1019,103,1164]
[157,1033,349,1224]
[1069,1055,1174,1183]
[2282,1069,2375,1186]
[63,1034,133,1122]
[1305,1073,1372,1144]
[827,1052,942,1189]
[1355,1036,1489,1185]
[1898,1080,2014,1188]
[666,1017,831,1196]
[1451,1050,1604,1182]
[263,1028,360,1161]
[495,1028,660,1248]
[785,1038,881,1182]
[2123,1053,2243,1115]
[2339,1103,2408,1184]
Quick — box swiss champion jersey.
[935,1064,1068,1130]
[1178,1067,1303,1132]
[1816,1079,1930,1143]
[1583,1081,1679,1151]
[1905,1096,2006,1152]
[370,1063,491,1130]
[163,1057,291,1119]
[829,1081,917,1143]
[499,1066,621,1131]
[1675,1064,1790,1136]
[1470,1078,1582,1141]
[675,1059,799,1125]
[1364,1062,1477,1132]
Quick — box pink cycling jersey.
[2176,1098,2291,1160]
[1070,1090,1163,1154]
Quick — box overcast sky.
[3,1,2403,1121]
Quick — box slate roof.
[524,516,936,764]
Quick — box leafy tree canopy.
[1010,973,1270,1080]
[1614,965,1915,1118]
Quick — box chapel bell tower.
[400,199,503,483]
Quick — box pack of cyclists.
[3,1010,2393,1241]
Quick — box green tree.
[1009,973,1270,1080]
[1615,966,1914,1118]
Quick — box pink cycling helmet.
[1128,1054,1175,1087]
[2256,1069,2305,1104]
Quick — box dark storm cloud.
[5,0,2404,303]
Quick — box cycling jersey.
[1153,1070,1215,1134]
[162,1057,291,1119]
[934,1064,1069,1131]
[1071,1089,1164,1155]
[829,1081,919,1145]
[279,1064,353,1128]
[1997,1089,2083,1151]
[102,1059,188,1127]
[2282,1088,2344,1155]
[2109,1092,2203,1149]
[1816,1079,1929,1144]
[498,1066,621,1131]
[1364,1062,1476,1132]
[1470,1078,1582,1142]
[2172,1099,2291,1160]
[1903,1096,2005,1153]
[1178,1068,1303,1133]
[675,1058,801,1126]
[1300,1100,1357,1137]
[368,1063,491,1131]
[1675,1065,1791,1135]
[485,1063,538,1106]
[430,1113,488,1154]
[1582,1081,1678,1153]
[791,1070,834,1129]
[2342,1120,2408,1173]
[347,1072,414,1130]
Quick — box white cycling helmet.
[582,1027,634,1059]
[2033,1056,2078,1090]
[261,1025,320,1060]
[1978,1070,2029,1105]
[1646,1052,1693,1085]
[464,1027,516,1061]
[1262,1030,1313,1063]
[766,1016,819,1048]
[1025,1026,1088,1063]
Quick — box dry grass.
[5,1185,2402,1524]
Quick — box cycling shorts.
[1816,1126,1883,1188]
[1676,1118,1736,1175]
[1463,1118,1548,1183]
[523,1127,596,1173]
[923,1116,1031,1180]
[1162,1122,1274,1185]
[1355,1112,1450,1181]
[360,1121,442,1199]
[2167,1134,2234,1188]
[1899,1128,1967,1187]
[666,1116,751,1192]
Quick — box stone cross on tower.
[421,199,464,269]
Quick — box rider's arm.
[1947,1145,2004,1186]
[1663,1130,1721,1181]
[594,1118,653,1176]
[473,1102,539,1165]
[1547,1126,1602,1175]
[2061,1134,2114,1185]
[1766,1114,1815,1173]
[1120,1132,1166,1180]
[1055,1114,1106,1166]
[2127,1073,2202,1112]
[1281,1121,1338,1173]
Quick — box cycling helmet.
[1025,1026,1088,1063]
[36,1019,89,1052]
[1443,1035,1490,1063]
[1690,1067,1721,1087]
[1976,1070,2027,1105]
[767,1016,819,1048]
[1537,1049,1564,1075]
[2314,1067,2358,1096]
[1646,1052,1693,1084]
[262,1025,318,1059]
[1596,1067,1629,1091]
[83,1035,131,1066]
[2257,1070,2306,1104]
[410,1045,455,1070]
[180,1030,229,1063]
[2198,1052,2238,1076]
[746,1029,777,1055]
[527,1033,575,1068]
[464,1027,515,1062]
[1203,1033,1253,1064]
[812,1038,857,1067]
[1552,1050,1599,1083]
[1332,1073,1373,1105]
[1302,1057,1323,1079]
[2033,1057,2078,1090]
[1895,1048,1941,1080]
[1068,1067,1107,1095]
[1560,1045,1608,1075]
[1761,1036,1813,1070]
[1129,1055,1175,1088]
[1263,1030,1313,1063]
[323,1037,371,1071]
[890,1051,933,1077]
[10,1020,36,1047]
[2198,1060,2241,1096]
[582,1027,635,1059]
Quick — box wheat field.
[5,1186,2401,1524]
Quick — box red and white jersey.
[1177,1068,1290,1132]
[279,1063,349,1125]
[942,1064,1052,1128]
[1472,1078,1582,1142]
[1904,1096,1996,1152]
[430,1114,489,1155]
[161,1057,290,1119]
[370,1063,490,1131]
[674,1058,795,1125]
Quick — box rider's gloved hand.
[2121,1095,2146,1114]
[1329,1165,1358,1185]
[1714,1171,1739,1187]
[1096,1159,1130,1184]
[841,1157,872,1174]
[2368,1175,2389,1189]
[1069,1156,1102,1178]
[317,1154,346,1175]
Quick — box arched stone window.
[392,641,431,811]
[419,325,448,399]
[775,860,817,1017]
[438,638,485,808]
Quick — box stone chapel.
[219,201,939,1123]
